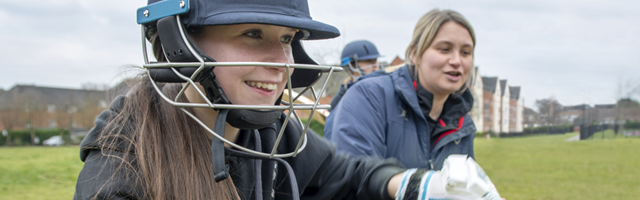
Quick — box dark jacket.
[74,96,405,200]
[324,65,476,170]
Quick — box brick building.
[0,85,112,132]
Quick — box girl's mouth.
[245,81,277,91]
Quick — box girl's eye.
[280,36,293,43]
[438,48,450,53]
[244,30,261,38]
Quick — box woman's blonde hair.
[404,9,476,96]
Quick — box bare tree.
[535,96,563,126]
[616,75,640,100]
[523,107,539,127]
[615,76,640,124]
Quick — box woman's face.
[193,24,297,106]
[412,21,474,96]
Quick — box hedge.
[624,121,640,130]
[0,129,71,146]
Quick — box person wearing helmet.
[325,8,483,175]
[73,1,501,199]
[341,40,383,78]
[328,40,387,112]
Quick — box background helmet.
[340,40,381,76]
[135,0,343,177]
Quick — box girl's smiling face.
[192,24,297,105]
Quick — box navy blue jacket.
[329,70,388,112]
[325,65,476,170]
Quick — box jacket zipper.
[428,159,434,170]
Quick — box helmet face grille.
[139,15,342,158]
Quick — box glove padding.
[394,154,501,200]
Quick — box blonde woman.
[326,9,479,171]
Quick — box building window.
[47,104,56,113]
[49,120,57,128]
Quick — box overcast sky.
[1,0,639,109]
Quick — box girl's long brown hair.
[93,26,239,200]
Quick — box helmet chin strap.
[210,108,284,182]
[212,109,230,182]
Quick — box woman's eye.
[438,48,450,53]
[280,36,293,43]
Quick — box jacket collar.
[392,64,475,127]
[392,65,425,121]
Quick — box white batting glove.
[395,154,501,200]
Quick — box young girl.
[73,1,500,199]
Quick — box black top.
[74,96,405,200]
[415,81,474,148]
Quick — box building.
[0,85,111,132]
[560,104,590,126]
[499,80,510,133]
[389,56,405,66]
[481,77,501,134]
[474,76,524,135]
[468,67,483,132]
[509,86,524,132]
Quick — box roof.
[563,104,591,111]
[481,76,498,93]
[595,104,616,109]
[0,85,108,110]
[389,56,405,66]
[499,80,507,96]
[509,86,521,100]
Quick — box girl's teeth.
[246,81,277,90]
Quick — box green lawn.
[1,133,639,199]
[0,146,83,200]
[475,133,640,200]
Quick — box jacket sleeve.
[295,132,405,200]
[74,149,145,200]
[326,80,389,157]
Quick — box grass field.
[1,132,639,199]
[475,132,640,200]
[0,146,82,200]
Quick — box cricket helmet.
[136,0,342,181]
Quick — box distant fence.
[498,125,573,138]
[579,124,611,140]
